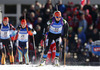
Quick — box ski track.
[0,64,100,70]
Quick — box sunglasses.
[3,21,8,24]
[21,23,26,25]
[55,17,61,18]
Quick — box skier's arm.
[42,19,52,40]
[27,26,37,36]
[10,24,16,30]
[62,19,69,66]
[63,19,69,38]
[44,19,53,33]
[10,24,17,37]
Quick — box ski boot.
[1,53,6,65]
[39,58,46,66]
[54,57,59,66]
[19,62,23,64]
[26,63,29,65]
[10,55,14,64]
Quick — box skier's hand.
[33,30,37,35]
[10,24,16,30]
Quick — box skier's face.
[3,20,8,26]
[21,23,26,28]
[55,16,61,21]
[54,11,61,21]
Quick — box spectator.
[67,16,73,28]
[35,17,44,30]
[79,14,87,32]
[85,9,92,27]
[28,5,35,14]
[63,11,67,20]
[58,0,66,14]
[35,10,41,17]
[77,39,83,51]
[95,12,100,31]
[83,0,92,15]
[68,27,76,53]
[85,25,93,42]
[91,5,98,24]
[89,39,99,65]
[35,25,43,50]
[42,9,51,26]
[35,1,42,10]
[72,7,79,33]
[85,38,93,58]
[92,28,100,41]
[29,12,36,28]
[76,39,84,61]
[78,27,86,45]
[45,0,53,9]
[48,4,54,14]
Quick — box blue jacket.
[78,31,86,44]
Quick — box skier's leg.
[54,37,61,66]
[46,48,51,64]
[24,42,29,65]
[18,47,23,64]
[9,40,14,64]
[17,41,23,64]
[51,43,56,64]
[1,40,6,65]
[1,45,6,65]
[40,38,52,65]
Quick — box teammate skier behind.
[40,11,69,66]
[0,17,15,65]
[16,19,36,65]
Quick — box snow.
[0,64,100,70]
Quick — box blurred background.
[0,0,100,65]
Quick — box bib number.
[55,28,59,32]
[2,31,8,37]
[21,35,25,40]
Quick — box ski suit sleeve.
[44,18,53,33]
[42,18,53,40]
[27,26,36,36]
[0,24,1,29]
[10,24,16,30]
[62,19,69,38]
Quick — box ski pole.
[39,28,45,63]
[32,33,37,61]
[63,38,67,66]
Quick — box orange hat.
[54,11,61,17]
[3,17,9,22]
[21,19,27,25]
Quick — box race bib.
[18,33,28,41]
[50,26,62,32]
[1,31,9,38]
